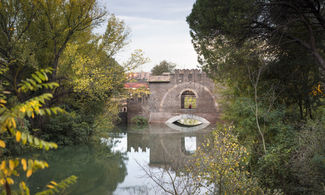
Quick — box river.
[26,124,213,195]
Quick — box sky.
[96,0,199,72]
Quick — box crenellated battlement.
[172,69,207,83]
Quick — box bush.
[131,116,148,126]
[42,112,91,145]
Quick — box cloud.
[97,0,199,71]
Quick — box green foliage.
[187,1,325,193]
[26,144,127,194]
[0,0,134,146]
[42,113,90,145]
[131,116,148,126]
[222,97,291,146]
[101,14,130,58]
[151,60,176,75]
[41,95,116,144]
[187,0,325,70]
[187,0,324,119]
[0,69,77,194]
[187,126,262,194]
[288,119,325,193]
[0,0,141,193]
[123,49,150,72]
[92,99,122,138]
[35,175,77,195]
[59,35,126,101]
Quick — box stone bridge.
[127,69,220,125]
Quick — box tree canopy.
[151,60,176,75]
[187,0,325,193]
[0,0,150,146]
[187,0,325,71]
[187,0,325,119]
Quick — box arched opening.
[173,118,202,127]
[165,114,210,131]
[181,90,196,109]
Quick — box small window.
[188,74,192,81]
[179,74,183,83]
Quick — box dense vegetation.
[187,0,325,193]
[0,0,147,147]
[0,0,146,193]
[1,0,324,194]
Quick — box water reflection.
[27,145,127,195]
[26,124,212,195]
[124,125,209,169]
[183,136,197,154]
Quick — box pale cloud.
[97,0,199,71]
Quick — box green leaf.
[32,74,42,83]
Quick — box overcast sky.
[97,0,198,72]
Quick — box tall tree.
[187,0,324,118]
[187,0,325,72]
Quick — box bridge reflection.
[126,129,209,169]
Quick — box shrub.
[42,112,90,145]
[131,116,148,126]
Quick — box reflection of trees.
[26,144,127,195]
[138,162,200,195]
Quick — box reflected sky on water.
[26,124,213,195]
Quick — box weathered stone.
[127,69,220,124]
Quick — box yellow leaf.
[46,184,55,189]
[0,140,5,148]
[20,181,26,189]
[50,181,57,185]
[0,179,5,185]
[16,131,21,142]
[31,112,34,118]
[0,161,6,170]
[21,159,27,171]
[317,84,322,93]
[26,169,32,178]
[20,107,26,113]
[11,118,16,128]
[6,178,14,185]
[9,160,14,170]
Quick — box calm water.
[26,124,213,195]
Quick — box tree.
[100,14,130,58]
[0,0,144,143]
[187,0,325,72]
[151,60,176,75]
[187,0,324,119]
[187,1,325,193]
[0,0,106,95]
